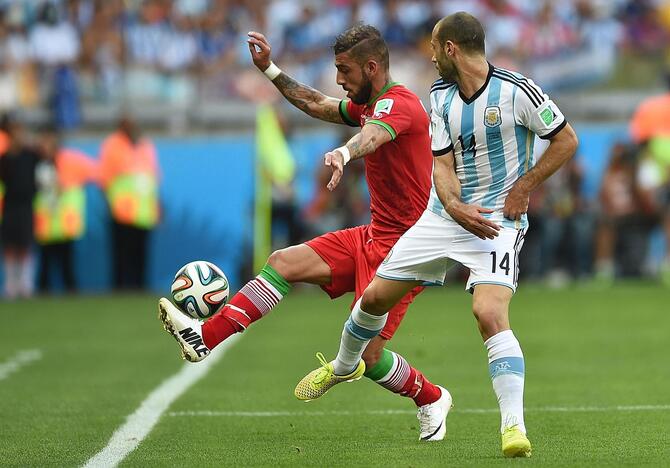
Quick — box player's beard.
[350,75,373,105]
[437,58,457,83]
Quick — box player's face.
[430,34,457,82]
[335,53,373,105]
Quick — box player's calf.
[201,263,292,349]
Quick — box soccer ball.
[170,261,229,319]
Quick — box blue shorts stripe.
[489,356,525,379]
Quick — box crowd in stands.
[0,0,668,127]
[0,0,669,295]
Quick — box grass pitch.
[0,284,668,467]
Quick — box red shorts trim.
[305,226,424,339]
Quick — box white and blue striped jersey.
[428,64,566,229]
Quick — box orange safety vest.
[630,93,670,144]
[0,131,9,221]
[99,132,160,229]
[33,149,98,244]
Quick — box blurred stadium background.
[1,0,669,466]
[0,0,669,291]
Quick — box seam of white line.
[167,405,670,418]
[0,349,42,381]
[83,335,239,468]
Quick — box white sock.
[485,329,526,434]
[4,257,18,299]
[18,255,35,297]
[333,298,387,375]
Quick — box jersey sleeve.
[339,99,363,127]
[429,90,452,156]
[514,77,567,140]
[364,92,414,140]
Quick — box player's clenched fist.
[247,31,272,71]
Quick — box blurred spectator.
[522,147,594,283]
[0,114,40,298]
[630,74,670,144]
[517,2,579,59]
[596,143,653,279]
[80,0,124,101]
[630,71,670,280]
[303,130,369,237]
[30,1,81,128]
[619,0,668,53]
[34,126,98,293]
[0,0,657,109]
[0,6,35,110]
[269,109,306,248]
[99,115,160,290]
[480,0,524,66]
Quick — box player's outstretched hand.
[503,184,529,221]
[448,202,500,239]
[324,149,345,191]
[247,31,272,71]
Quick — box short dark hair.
[333,24,389,70]
[436,12,486,54]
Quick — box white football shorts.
[376,210,527,293]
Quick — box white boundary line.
[83,336,239,468]
[0,349,42,381]
[167,405,670,418]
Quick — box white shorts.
[377,210,527,293]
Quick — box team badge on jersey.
[484,106,502,128]
[373,98,394,118]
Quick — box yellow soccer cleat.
[294,352,365,401]
[502,426,532,458]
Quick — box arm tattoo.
[346,125,389,161]
[272,73,342,124]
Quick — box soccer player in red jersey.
[158,25,452,441]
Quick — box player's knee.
[472,297,501,327]
[266,248,295,281]
[361,286,392,315]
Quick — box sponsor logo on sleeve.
[540,106,556,127]
[484,106,502,128]
[373,98,394,118]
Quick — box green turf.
[0,285,669,467]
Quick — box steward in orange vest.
[0,130,10,221]
[35,128,98,292]
[99,116,160,290]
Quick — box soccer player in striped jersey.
[158,25,453,441]
[295,12,578,457]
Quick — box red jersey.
[338,83,432,243]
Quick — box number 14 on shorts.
[490,251,511,275]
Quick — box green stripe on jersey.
[339,100,357,126]
[259,264,291,296]
[367,120,397,140]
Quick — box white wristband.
[336,146,351,165]
[263,62,282,80]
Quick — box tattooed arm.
[247,31,344,124]
[270,74,344,123]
